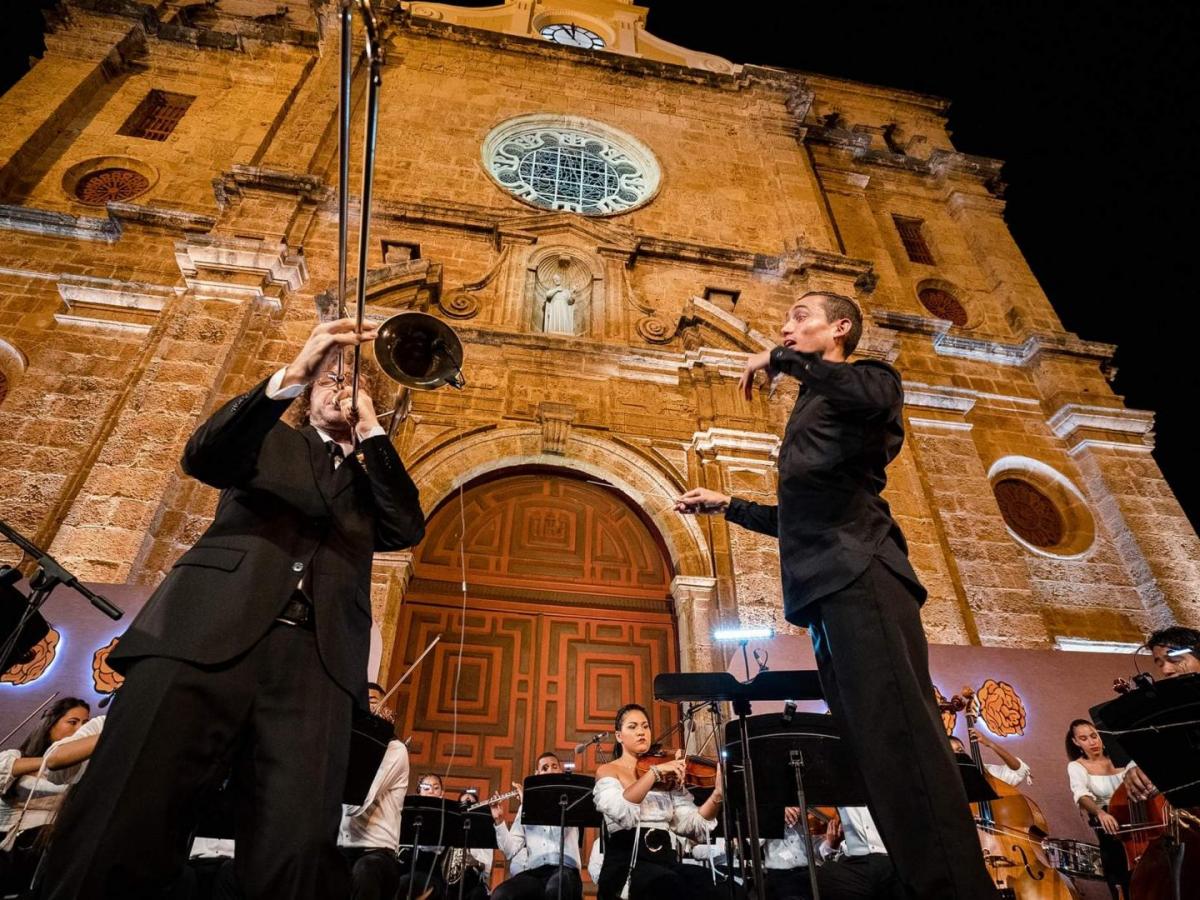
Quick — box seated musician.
[339,683,409,900]
[591,703,724,900]
[397,772,450,900]
[1065,718,1131,900]
[1124,626,1200,805]
[1,699,99,893]
[455,787,494,899]
[815,806,902,900]
[490,751,583,900]
[949,732,1031,786]
[762,806,817,900]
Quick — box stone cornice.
[0,202,214,243]
[54,273,180,332]
[873,310,1117,367]
[690,428,780,463]
[175,234,306,305]
[215,166,330,206]
[70,0,320,51]
[1049,403,1156,452]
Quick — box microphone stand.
[0,519,122,673]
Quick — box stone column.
[1051,403,1200,627]
[671,574,720,673]
[375,549,416,683]
[903,386,1046,647]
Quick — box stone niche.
[524,246,599,337]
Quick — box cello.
[946,688,1080,900]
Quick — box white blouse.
[592,776,716,842]
[1067,760,1127,806]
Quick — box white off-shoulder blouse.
[592,776,716,841]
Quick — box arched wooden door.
[384,472,678,872]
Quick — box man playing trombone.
[41,318,426,900]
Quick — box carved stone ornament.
[438,290,479,319]
[636,314,672,344]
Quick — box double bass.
[944,689,1079,900]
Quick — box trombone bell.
[373,312,465,390]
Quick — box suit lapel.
[302,425,336,511]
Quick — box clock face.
[540,23,605,49]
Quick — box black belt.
[275,591,315,630]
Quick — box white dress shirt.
[984,757,1032,787]
[495,804,581,870]
[832,806,888,858]
[592,777,716,842]
[587,844,603,883]
[764,821,811,870]
[190,837,235,859]
[340,740,410,850]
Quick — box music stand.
[655,669,825,900]
[722,711,868,900]
[520,773,599,900]
[399,797,459,900]
[455,808,497,900]
[953,752,999,804]
[343,711,394,805]
[1090,674,1200,900]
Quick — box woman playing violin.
[591,703,724,900]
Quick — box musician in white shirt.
[949,732,1032,787]
[762,807,815,900]
[1065,718,1131,900]
[815,806,901,899]
[339,683,410,900]
[490,752,582,900]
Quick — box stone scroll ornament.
[0,627,60,685]
[91,636,125,696]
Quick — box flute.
[469,787,521,811]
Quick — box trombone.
[335,0,464,422]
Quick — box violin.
[635,749,718,790]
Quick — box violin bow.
[0,691,59,746]
[374,634,441,712]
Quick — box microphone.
[574,732,609,755]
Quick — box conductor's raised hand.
[282,318,379,389]
[738,349,773,401]
[675,487,731,515]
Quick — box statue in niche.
[532,254,592,336]
[542,273,576,334]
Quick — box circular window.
[918,287,968,326]
[75,168,150,205]
[483,115,660,216]
[63,156,157,206]
[994,479,1064,548]
[988,458,1095,558]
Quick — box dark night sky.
[3,1,1198,528]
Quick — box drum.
[1042,838,1106,880]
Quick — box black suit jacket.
[110,377,425,702]
[725,347,924,625]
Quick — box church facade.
[1,0,1197,780]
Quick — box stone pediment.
[495,212,636,255]
[315,258,443,319]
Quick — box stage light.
[711,626,775,642]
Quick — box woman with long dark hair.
[1,697,93,892]
[591,703,724,900]
[1064,718,1131,900]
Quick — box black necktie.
[327,442,345,472]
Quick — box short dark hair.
[1146,626,1200,657]
[1065,718,1096,761]
[367,681,385,694]
[611,703,649,759]
[417,772,443,789]
[536,750,560,766]
[799,290,863,357]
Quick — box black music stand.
[655,669,825,900]
[952,752,1000,804]
[722,711,868,900]
[399,797,459,900]
[519,773,599,900]
[343,711,394,805]
[455,808,497,900]
[1090,674,1200,900]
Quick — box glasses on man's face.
[314,372,346,390]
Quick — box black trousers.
[764,866,813,900]
[491,863,582,900]
[815,853,903,899]
[596,832,725,900]
[803,559,996,900]
[38,623,353,900]
[342,847,401,900]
